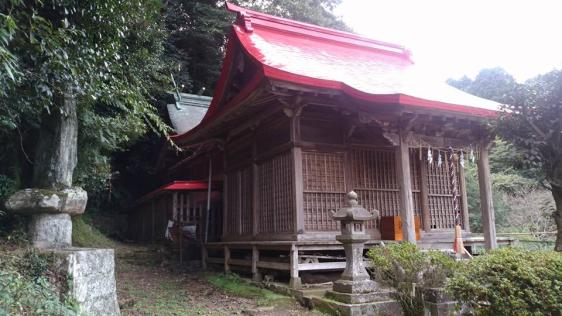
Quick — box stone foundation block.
[326,289,393,304]
[51,248,120,316]
[332,279,378,294]
[30,213,72,248]
[312,295,401,316]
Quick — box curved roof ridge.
[226,2,412,60]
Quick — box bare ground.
[115,245,323,316]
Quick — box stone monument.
[316,191,400,315]
[4,90,120,315]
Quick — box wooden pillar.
[151,200,156,243]
[289,244,301,289]
[224,245,231,273]
[222,174,228,239]
[293,147,304,235]
[395,133,416,243]
[201,245,208,270]
[459,164,471,232]
[252,132,259,237]
[477,142,497,249]
[172,192,178,221]
[420,158,431,232]
[290,113,304,235]
[251,246,261,281]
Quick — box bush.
[367,243,457,316]
[447,247,562,315]
[0,248,78,315]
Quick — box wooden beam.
[384,132,477,148]
[256,261,291,270]
[419,159,431,232]
[395,132,417,243]
[477,142,497,249]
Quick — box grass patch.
[206,273,285,305]
[72,215,117,248]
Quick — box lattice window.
[226,173,239,235]
[225,167,254,236]
[240,167,253,235]
[258,151,294,233]
[302,151,346,231]
[302,151,346,192]
[350,148,400,223]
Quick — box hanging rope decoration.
[447,147,462,226]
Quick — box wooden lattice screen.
[257,151,294,233]
[225,167,253,236]
[349,148,423,228]
[225,172,239,235]
[302,151,346,231]
[173,192,204,239]
[302,148,434,232]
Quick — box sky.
[336,0,562,82]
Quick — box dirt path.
[115,245,323,316]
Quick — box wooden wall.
[223,112,295,240]
[220,104,468,242]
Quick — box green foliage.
[448,67,519,104]
[236,0,350,31]
[447,248,562,315]
[164,0,230,95]
[450,67,562,250]
[0,174,17,217]
[367,243,457,316]
[0,248,77,315]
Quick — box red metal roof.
[135,181,210,206]
[172,3,500,144]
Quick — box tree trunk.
[552,185,562,252]
[32,88,78,189]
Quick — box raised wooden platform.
[202,231,516,289]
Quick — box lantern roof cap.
[332,191,376,221]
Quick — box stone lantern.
[327,191,380,304]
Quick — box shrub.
[367,242,457,316]
[0,248,78,315]
[447,247,562,315]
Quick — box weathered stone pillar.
[4,90,121,315]
[5,187,87,248]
